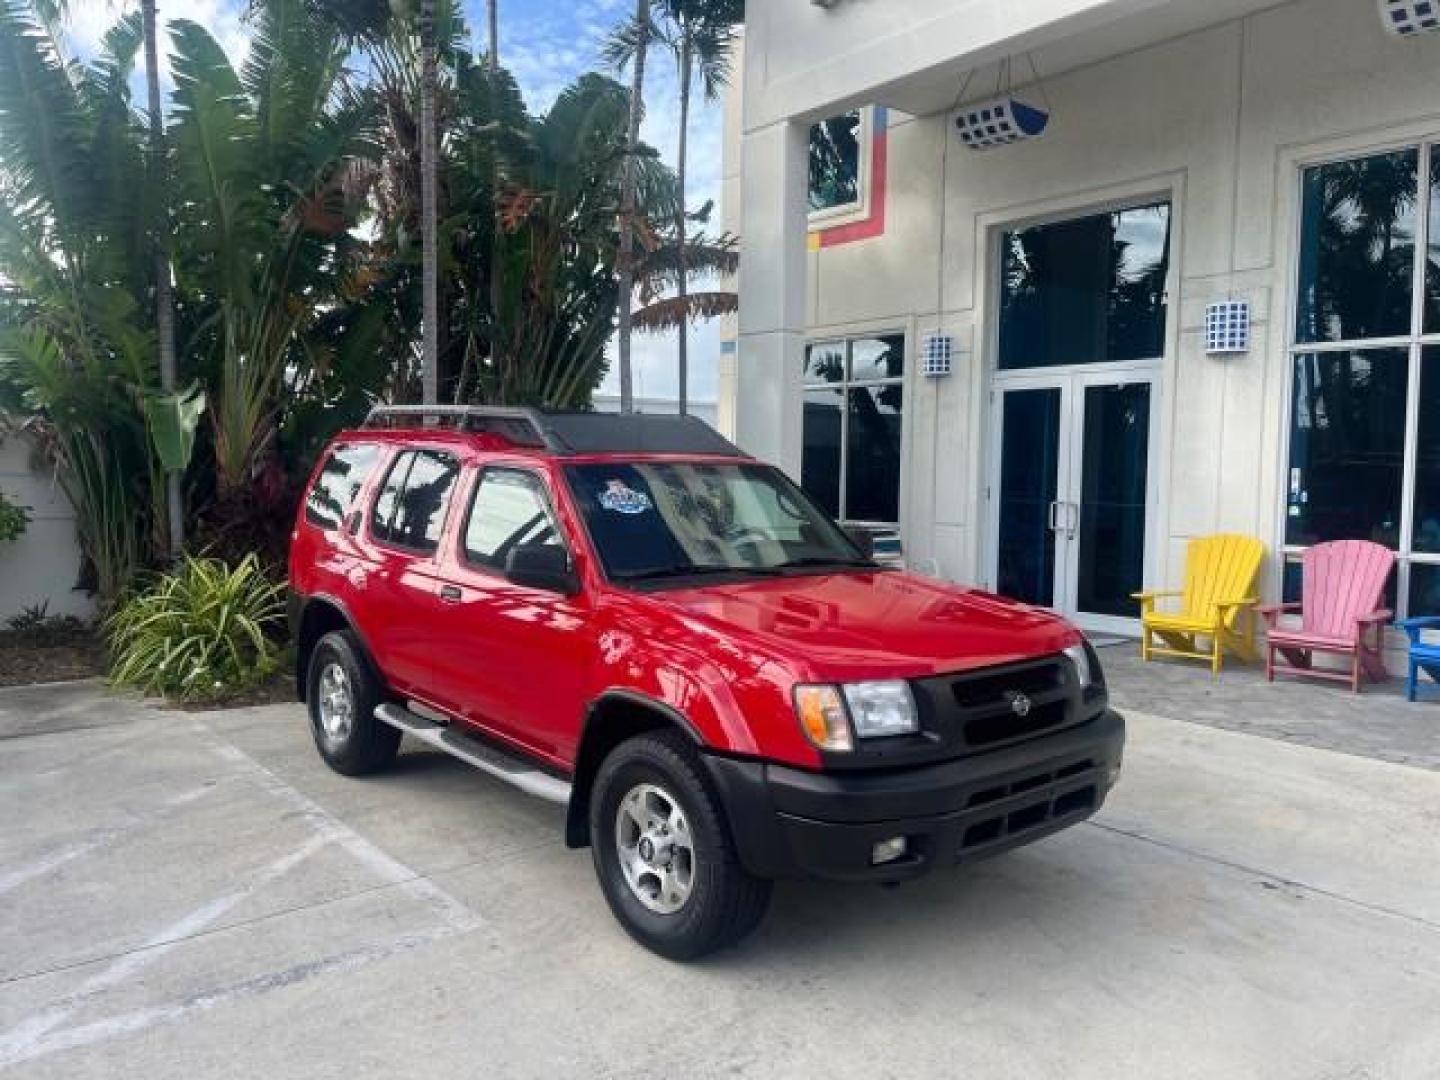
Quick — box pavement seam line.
[0,837,546,989]
[0,832,333,1067]
[1085,819,1440,934]
[0,781,220,897]
[196,719,484,933]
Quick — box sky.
[62,0,728,404]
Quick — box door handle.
[439,584,462,604]
[1065,501,1079,540]
[1047,501,1060,532]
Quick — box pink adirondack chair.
[1259,540,1395,692]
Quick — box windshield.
[564,461,873,584]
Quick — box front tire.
[306,630,400,776]
[590,730,772,960]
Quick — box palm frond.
[631,290,736,333]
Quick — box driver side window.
[463,470,563,570]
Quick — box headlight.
[843,681,919,738]
[1063,642,1095,688]
[793,680,919,751]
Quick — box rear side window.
[305,444,381,530]
[463,470,563,570]
[370,449,459,554]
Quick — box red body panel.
[289,430,1083,773]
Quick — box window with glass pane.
[1414,348,1440,553]
[802,336,905,524]
[809,111,862,214]
[1285,350,1407,548]
[465,470,561,570]
[376,450,458,554]
[801,389,843,519]
[306,444,379,530]
[845,385,902,523]
[1411,563,1440,617]
[1428,146,1440,333]
[999,202,1170,369]
[1287,142,1440,618]
[1296,150,1419,343]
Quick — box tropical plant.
[0,5,161,600]
[365,4,681,409]
[419,0,439,407]
[167,2,382,495]
[0,487,29,542]
[605,0,740,410]
[640,0,740,413]
[140,0,183,557]
[106,552,286,700]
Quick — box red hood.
[652,570,1080,682]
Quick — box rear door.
[355,447,461,699]
[430,466,593,765]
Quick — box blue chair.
[1398,617,1440,701]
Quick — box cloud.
[64,0,251,99]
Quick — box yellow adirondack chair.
[1133,534,1265,673]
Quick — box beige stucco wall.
[0,436,92,622]
[732,0,1440,606]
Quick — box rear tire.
[590,729,772,960]
[306,630,400,776]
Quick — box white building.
[720,0,1440,636]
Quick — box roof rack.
[361,405,746,458]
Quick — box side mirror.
[504,543,579,595]
[844,526,875,559]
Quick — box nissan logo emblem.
[1007,691,1033,718]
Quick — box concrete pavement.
[1,680,1438,1078]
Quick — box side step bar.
[375,704,572,806]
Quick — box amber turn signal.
[793,684,854,752]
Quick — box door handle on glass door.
[439,584,462,604]
[1048,501,1060,532]
[1064,502,1079,540]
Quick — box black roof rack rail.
[361,405,746,458]
[364,405,559,450]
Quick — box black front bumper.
[704,709,1125,883]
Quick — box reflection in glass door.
[989,375,1154,629]
[1074,381,1151,619]
[996,388,1062,605]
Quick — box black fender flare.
[292,592,385,702]
[564,689,705,848]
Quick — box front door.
[989,372,1154,632]
[986,198,1171,633]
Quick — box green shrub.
[107,554,286,700]
[0,490,30,543]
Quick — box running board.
[375,704,571,806]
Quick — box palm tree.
[419,0,438,407]
[652,0,738,414]
[612,0,652,414]
[139,0,182,556]
[0,4,158,599]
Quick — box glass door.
[994,385,1063,606]
[989,373,1155,631]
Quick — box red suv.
[289,407,1124,959]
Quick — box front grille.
[960,757,1098,853]
[944,657,1074,749]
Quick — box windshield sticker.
[598,480,653,515]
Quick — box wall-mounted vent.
[923,334,955,377]
[1205,300,1251,355]
[1379,0,1440,35]
[954,96,1049,151]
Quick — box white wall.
[734,0,1440,601]
[0,436,92,622]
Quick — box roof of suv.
[359,406,747,460]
